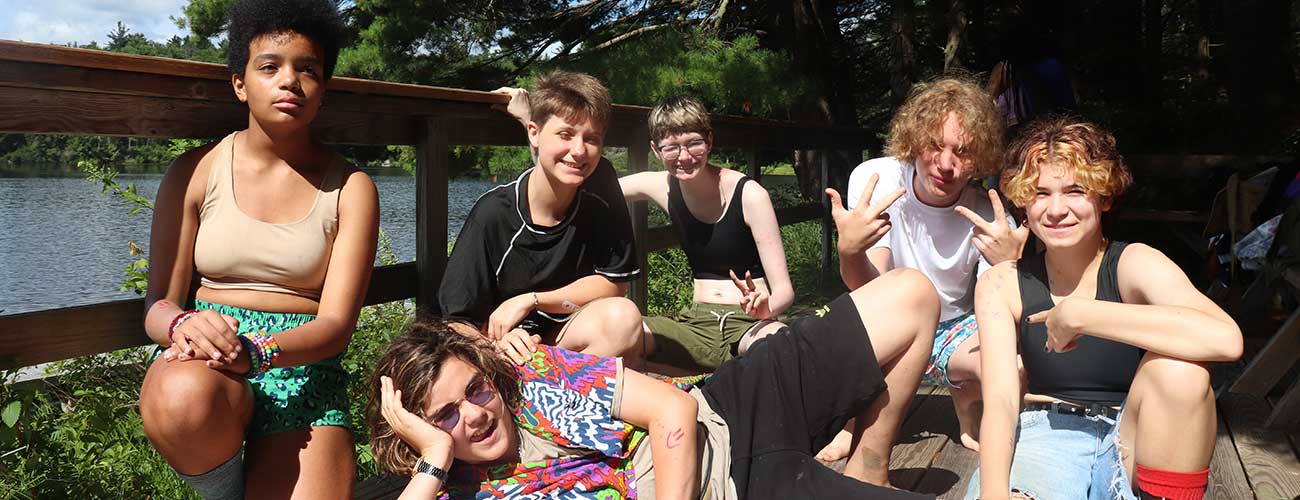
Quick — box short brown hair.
[365,322,522,475]
[648,95,712,143]
[529,71,613,132]
[1001,115,1132,209]
[884,77,1005,177]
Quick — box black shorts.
[700,293,929,500]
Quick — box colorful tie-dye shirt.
[440,346,703,500]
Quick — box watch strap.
[412,458,447,481]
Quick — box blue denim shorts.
[964,407,1138,500]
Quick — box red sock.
[1135,464,1209,500]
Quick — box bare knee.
[566,297,644,357]
[141,362,248,439]
[880,268,940,321]
[1137,353,1213,407]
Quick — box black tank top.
[1017,241,1142,406]
[667,175,765,280]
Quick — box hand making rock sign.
[825,173,906,255]
[954,189,1030,265]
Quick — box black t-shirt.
[438,158,639,325]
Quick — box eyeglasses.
[656,139,709,158]
[429,377,497,431]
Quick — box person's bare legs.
[555,296,647,369]
[836,268,939,486]
[1117,353,1216,496]
[245,426,356,500]
[737,320,786,355]
[945,335,983,451]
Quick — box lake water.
[0,170,499,316]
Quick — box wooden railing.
[0,39,876,371]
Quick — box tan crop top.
[192,132,343,300]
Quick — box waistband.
[1022,401,1121,420]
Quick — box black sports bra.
[667,176,765,280]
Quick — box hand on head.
[826,173,904,255]
[955,189,1030,266]
[379,375,454,465]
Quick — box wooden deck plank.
[922,436,978,500]
[1208,411,1257,500]
[1221,393,1300,500]
[888,386,956,491]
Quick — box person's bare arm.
[1033,244,1242,361]
[974,261,1024,500]
[740,181,793,316]
[143,144,246,364]
[486,275,628,340]
[619,170,668,206]
[617,369,700,500]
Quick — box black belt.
[1022,401,1120,420]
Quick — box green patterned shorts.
[153,300,351,437]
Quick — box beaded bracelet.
[237,330,281,378]
[167,310,199,343]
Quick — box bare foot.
[951,382,983,452]
[816,428,854,462]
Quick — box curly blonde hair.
[365,322,522,475]
[884,77,1005,177]
[1000,115,1132,209]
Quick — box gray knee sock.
[177,450,245,500]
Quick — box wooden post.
[416,118,450,317]
[628,129,651,313]
[747,137,762,183]
[820,151,832,286]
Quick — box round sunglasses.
[429,377,497,431]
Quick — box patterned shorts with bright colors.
[152,300,351,437]
[923,311,979,388]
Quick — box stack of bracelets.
[238,331,281,378]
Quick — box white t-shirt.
[846,157,1009,322]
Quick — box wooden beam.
[627,125,651,312]
[747,138,761,183]
[0,263,418,370]
[416,118,450,317]
[1232,272,1300,397]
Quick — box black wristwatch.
[412,458,447,481]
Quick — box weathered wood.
[1232,291,1300,397]
[0,263,417,370]
[922,435,977,500]
[627,125,651,312]
[415,119,450,317]
[1206,412,1254,500]
[819,153,833,285]
[1220,392,1300,499]
[641,203,823,253]
[747,139,761,183]
[1266,377,1300,431]
[888,386,954,490]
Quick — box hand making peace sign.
[954,189,1030,265]
[730,269,775,320]
[826,173,906,255]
